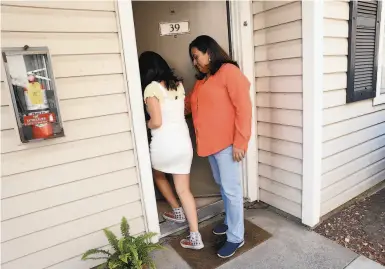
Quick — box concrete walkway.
[152,208,385,269]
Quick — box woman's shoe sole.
[212,230,227,235]
[162,215,186,223]
[217,241,245,259]
[180,243,205,250]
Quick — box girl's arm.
[146,97,162,129]
[143,83,163,129]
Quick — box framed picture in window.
[2,47,65,143]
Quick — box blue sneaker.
[217,241,245,258]
[212,223,228,235]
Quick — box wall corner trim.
[301,0,323,227]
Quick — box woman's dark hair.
[138,51,181,91]
[189,35,238,80]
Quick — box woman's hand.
[233,147,245,162]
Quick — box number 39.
[170,23,180,32]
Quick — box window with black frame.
[346,0,382,103]
[2,47,65,142]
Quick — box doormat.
[168,219,272,269]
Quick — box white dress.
[144,81,193,174]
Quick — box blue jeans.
[208,146,244,243]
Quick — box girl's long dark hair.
[189,35,238,80]
[139,51,181,121]
[139,51,181,91]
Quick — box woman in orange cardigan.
[186,35,252,258]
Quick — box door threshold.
[159,200,224,238]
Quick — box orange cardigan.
[185,64,252,157]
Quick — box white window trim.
[302,0,323,227]
[374,1,385,106]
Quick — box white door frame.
[228,0,258,202]
[116,0,160,236]
[116,0,258,237]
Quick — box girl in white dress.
[139,51,203,250]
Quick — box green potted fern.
[82,217,164,269]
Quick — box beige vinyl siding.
[321,1,385,216]
[253,1,303,218]
[1,2,146,269]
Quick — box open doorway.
[132,1,230,231]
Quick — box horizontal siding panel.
[324,73,347,91]
[260,176,302,204]
[259,150,302,174]
[56,74,125,100]
[255,58,302,77]
[252,1,296,14]
[259,136,302,159]
[253,2,301,31]
[257,122,302,143]
[323,99,385,125]
[322,134,385,173]
[321,170,385,216]
[322,146,385,188]
[2,132,133,176]
[324,56,348,73]
[1,65,5,94]
[1,81,10,106]
[323,1,349,20]
[41,252,109,269]
[1,63,6,82]
[3,202,142,263]
[254,39,302,61]
[322,160,385,203]
[256,76,302,93]
[324,38,348,56]
[323,89,346,109]
[1,32,120,55]
[257,93,302,110]
[323,122,385,158]
[52,54,123,78]
[259,163,302,189]
[2,217,145,269]
[324,19,349,38]
[1,6,117,33]
[2,150,136,198]
[323,110,385,141]
[1,106,14,130]
[60,94,128,121]
[1,95,128,133]
[1,1,115,11]
[1,113,131,153]
[258,108,302,127]
[2,168,138,221]
[260,189,301,218]
[2,186,141,242]
[253,20,301,46]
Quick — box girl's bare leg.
[173,173,198,232]
[153,169,180,209]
